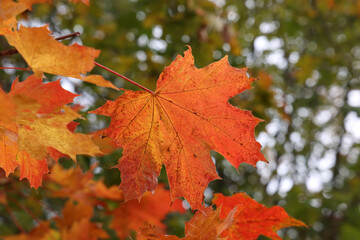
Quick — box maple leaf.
[54,201,108,240]
[5,25,118,89]
[138,193,305,240]
[138,227,179,240]
[61,218,108,240]
[55,201,93,229]
[17,105,98,160]
[4,222,60,240]
[92,130,120,154]
[0,111,49,188]
[0,88,16,122]
[0,18,16,35]
[212,193,307,240]
[0,75,100,187]
[92,47,266,209]
[16,151,48,189]
[46,165,182,239]
[82,74,119,90]
[4,201,107,240]
[47,164,124,203]
[138,206,236,240]
[110,184,185,239]
[9,75,79,114]
[11,201,107,240]
[0,0,49,35]
[182,206,235,240]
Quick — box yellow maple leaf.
[5,25,118,89]
[0,75,100,187]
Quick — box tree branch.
[5,203,25,233]
[0,32,80,58]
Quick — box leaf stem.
[0,32,80,58]
[94,62,155,94]
[0,66,31,71]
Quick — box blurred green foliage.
[1,0,360,239]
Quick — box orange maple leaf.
[55,201,108,240]
[213,193,307,240]
[138,193,305,240]
[110,184,185,239]
[4,222,59,240]
[0,18,16,35]
[47,164,124,203]
[5,25,118,89]
[92,47,266,209]
[138,206,236,240]
[0,0,49,35]
[0,75,100,187]
[4,201,108,240]
[0,88,16,122]
[46,164,182,239]
[9,75,78,114]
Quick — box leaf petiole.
[94,62,155,94]
[0,66,31,71]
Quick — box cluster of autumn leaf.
[0,0,306,239]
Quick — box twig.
[40,201,60,219]
[0,49,18,58]
[55,31,80,41]
[7,196,41,223]
[16,191,60,219]
[0,66,31,71]
[0,32,80,58]
[5,203,25,233]
[94,62,155,94]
